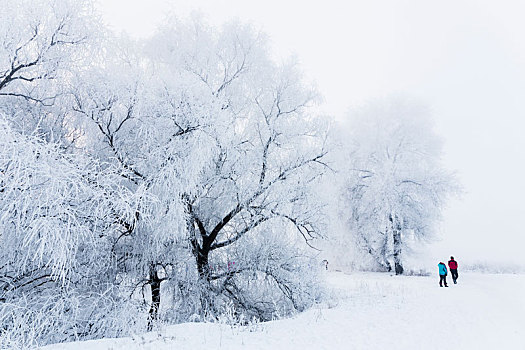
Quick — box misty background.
[97,0,525,266]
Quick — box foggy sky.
[97,0,525,265]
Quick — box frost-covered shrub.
[462,262,525,274]
[403,269,432,277]
[0,286,147,349]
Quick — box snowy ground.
[42,271,525,350]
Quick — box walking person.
[438,262,448,287]
[448,256,459,284]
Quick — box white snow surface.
[42,271,525,350]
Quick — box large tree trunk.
[196,246,210,281]
[187,210,215,316]
[389,214,404,275]
[195,245,216,317]
[147,264,162,330]
[392,227,404,275]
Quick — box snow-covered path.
[43,271,525,350]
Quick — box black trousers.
[439,275,448,286]
[450,269,458,283]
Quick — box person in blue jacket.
[438,262,448,287]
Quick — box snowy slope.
[42,271,525,350]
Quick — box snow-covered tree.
[0,114,147,348]
[0,4,330,345]
[68,19,329,324]
[0,3,143,348]
[67,54,192,328]
[340,99,458,274]
[0,0,95,141]
[0,2,159,347]
[147,19,330,322]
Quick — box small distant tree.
[341,99,458,274]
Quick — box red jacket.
[448,260,458,269]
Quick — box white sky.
[97,0,525,265]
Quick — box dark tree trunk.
[196,246,211,281]
[390,214,404,275]
[147,264,162,331]
[195,245,217,316]
[393,226,404,275]
[189,211,212,282]
[188,206,236,316]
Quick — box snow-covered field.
[42,271,525,350]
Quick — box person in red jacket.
[448,256,459,284]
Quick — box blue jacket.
[438,263,447,276]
